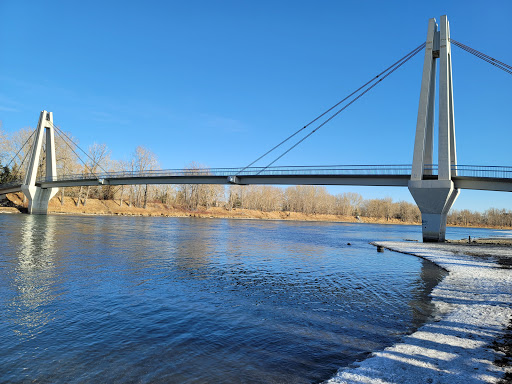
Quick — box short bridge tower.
[21,110,59,214]
[409,15,459,242]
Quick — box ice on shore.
[327,242,512,384]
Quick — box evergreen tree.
[0,164,15,184]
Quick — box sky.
[0,0,511,212]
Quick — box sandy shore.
[328,242,512,384]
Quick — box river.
[0,214,507,383]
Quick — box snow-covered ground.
[327,242,512,384]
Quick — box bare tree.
[0,122,10,166]
[79,143,111,206]
[110,159,129,207]
[53,131,80,205]
[6,128,37,182]
[131,146,159,208]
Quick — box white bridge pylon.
[409,15,459,242]
[21,110,59,214]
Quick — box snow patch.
[327,242,512,384]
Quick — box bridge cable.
[50,122,109,176]
[3,129,36,172]
[53,129,100,179]
[253,42,425,174]
[51,128,102,180]
[2,129,40,183]
[450,39,512,71]
[450,39,512,76]
[237,42,426,175]
[10,146,35,182]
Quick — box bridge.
[1,15,510,242]
[3,164,512,191]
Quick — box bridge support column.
[409,15,459,242]
[21,111,58,215]
[409,180,459,242]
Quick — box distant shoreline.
[2,193,512,231]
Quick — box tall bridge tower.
[409,15,459,242]
[21,110,59,214]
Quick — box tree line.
[1,124,511,228]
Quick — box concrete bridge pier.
[21,110,58,215]
[409,15,458,242]
[409,180,459,242]
[21,185,58,215]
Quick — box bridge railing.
[451,165,512,179]
[37,165,414,183]
[0,180,23,189]
[20,164,512,185]
[423,164,512,179]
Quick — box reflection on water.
[0,216,500,383]
[7,215,58,339]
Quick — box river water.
[0,214,507,383]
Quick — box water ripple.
[1,215,489,383]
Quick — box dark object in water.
[347,243,352,246]
[377,245,384,253]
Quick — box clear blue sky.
[1,0,511,211]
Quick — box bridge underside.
[31,175,512,192]
[1,175,511,197]
[0,184,23,195]
[39,174,411,188]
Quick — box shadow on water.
[2,216,503,383]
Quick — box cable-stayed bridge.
[1,15,510,242]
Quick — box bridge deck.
[2,176,512,195]
[0,183,22,195]
[1,165,511,194]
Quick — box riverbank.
[3,193,512,230]
[1,192,413,225]
[328,242,512,384]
